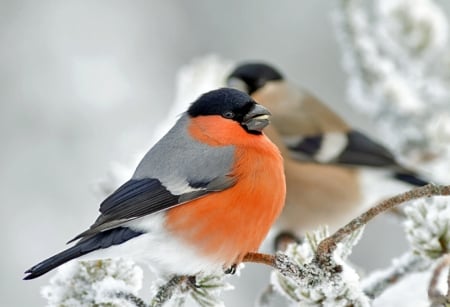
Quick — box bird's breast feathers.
[164,115,286,265]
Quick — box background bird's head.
[188,88,271,134]
[227,62,284,94]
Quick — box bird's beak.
[242,104,271,133]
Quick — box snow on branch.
[334,0,450,160]
[41,259,143,307]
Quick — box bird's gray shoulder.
[133,114,236,193]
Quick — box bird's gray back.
[133,114,235,194]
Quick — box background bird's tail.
[24,227,142,280]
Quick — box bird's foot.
[223,264,237,275]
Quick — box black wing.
[288,130,398,167]
[69,176,236,242]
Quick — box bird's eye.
[223,111,235,119]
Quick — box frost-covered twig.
[362,252,429,298]
[149,273,232,307]
[150,275,187,307]
[113,292,148,307]
[271,227,370,306]
[428,254,450,305]
[41,259,144,307]
[315,184,450,268]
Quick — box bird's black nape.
[227,62,284,94]
[188,88,256,122]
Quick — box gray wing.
[70,115,237,241]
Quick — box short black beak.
[242,104,271,133]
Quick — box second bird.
[227,62,428,248]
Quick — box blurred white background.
[2,1,449,306]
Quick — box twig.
[362,252,429,299]
[243,252,276,267]
[315,184,450,268]
[113,291,148,307]
[428,254,450,306]
[149,275,187,307]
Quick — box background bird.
[24,88,285,280]
[227,62,429,248]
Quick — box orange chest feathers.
[166,116,286,266]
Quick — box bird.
[227,62,429,248]
[24,88,286,280]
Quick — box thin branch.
[149,275,187,307]
[428,254,450,305]
[315,184,450,268]
[243,252,276,267]
[362,253,429,299]
[113,291,148,307]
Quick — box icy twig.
[113,291,148,307]
[243,252,317,283]
[315,184,450,269]
[428,254,450,305]
[362,252,429,298]
[149,275,187,307]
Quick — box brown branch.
[428,254,450,305]
[315,184,450,268]
[243,252,276,267]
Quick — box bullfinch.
[227,62,428,247]
[24,88,286,280]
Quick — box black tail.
[24,227,143,280]
[393,172,429,187]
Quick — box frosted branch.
[428,254,450,305]
[315,184,450,268]
[362,252,430,298]
[149,275,187,307]
[113,292,148,307]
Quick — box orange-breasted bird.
[24,88,286,279]
[227,62,428,247]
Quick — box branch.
[243,252,276,267]
[149,275,187,307]
[315,184,450,268]
[113,291,148,307]
[428,254,450,305]
[362,253,429,299]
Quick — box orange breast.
[165,116,286,266]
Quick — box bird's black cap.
[188,88,256,121]
[227,62,284,94]
[188,88,271,134]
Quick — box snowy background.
[2,1,450,306]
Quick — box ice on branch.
[271,226,370,306]
[149,273,232,307]
[334,0,450,157]
[404,196,450,259]
[41,259,144,307]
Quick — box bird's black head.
[227,62,284,94]
[188,88,271,134]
